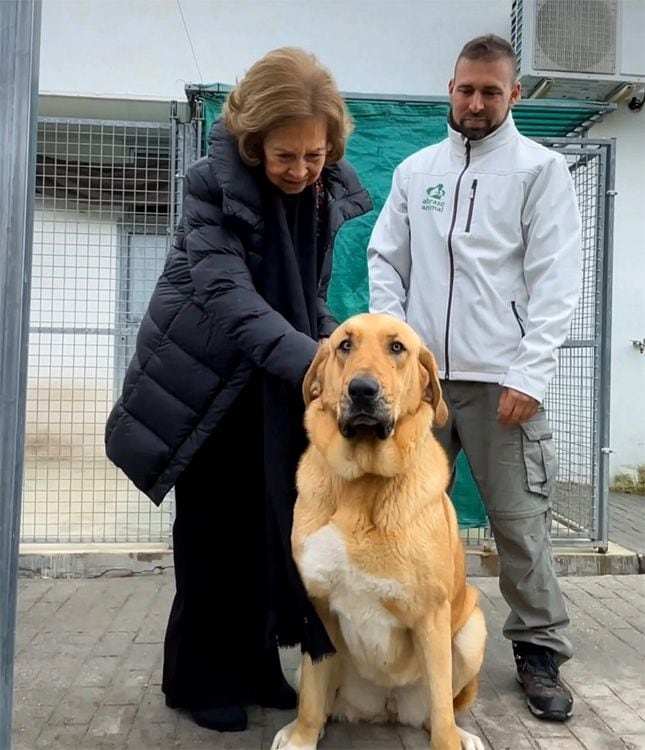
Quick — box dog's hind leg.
[452,605,486,711]
[447,605,487,750]
[453,675,479,713]
[332,659,389,724]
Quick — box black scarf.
[260,179,335,660]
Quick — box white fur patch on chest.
[299,524,404,668]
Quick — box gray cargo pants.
[434,381,573,663]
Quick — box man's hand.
[497,387,540,426]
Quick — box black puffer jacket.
[105,122,372,504]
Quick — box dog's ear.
[418,346,448,428]
[303,340,331,406]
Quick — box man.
[367,34,582,721]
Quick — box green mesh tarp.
[328,101,449,321]
[200,92,487,528]
[201,96,449,321]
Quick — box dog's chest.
[299,523,404,663]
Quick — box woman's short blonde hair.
[222,47,353,166]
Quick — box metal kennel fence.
[21,107,614,550]
[541,137,614,550]
[22,117,174,543]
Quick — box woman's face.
[262,116,328,194]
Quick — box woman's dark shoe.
[189,705,248,732]
[252,647,298,710]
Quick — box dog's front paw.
[270,719,321,750]
[271,720,296,750]
[458,727,485,750]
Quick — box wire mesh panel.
[22,116,611,551]
[23,118,173,543]
[459,140,613,550]
[542,139,613,548]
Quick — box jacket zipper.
[511,301,526,337]
[444,141,471,378]
[465,178,478,233]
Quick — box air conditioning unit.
[511,0,645,101]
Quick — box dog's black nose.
[348,376,380,402]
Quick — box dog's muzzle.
[338,376,394,440]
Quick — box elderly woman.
[105,48,372,732]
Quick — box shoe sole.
[515,673,573,722]
[165,699,248,732]
[191,715,247,732]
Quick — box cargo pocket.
[520,418,558,497]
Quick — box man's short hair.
[456,34,518,79]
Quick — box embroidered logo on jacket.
[422,184,446,212]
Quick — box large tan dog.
[271,313,487,750]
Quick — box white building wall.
[39,0,511,99]
[38,0,645,475]
[592,105,645,475]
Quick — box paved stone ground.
[11,573,645,750]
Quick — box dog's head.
[303,313,448,477]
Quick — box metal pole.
[195,97,204,158]
[0,1,42,747]
[169,100,178,240]
[596,140,616,552]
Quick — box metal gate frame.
[540,137,615,551]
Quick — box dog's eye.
[338,339,352,353]
[390,341,406,354]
